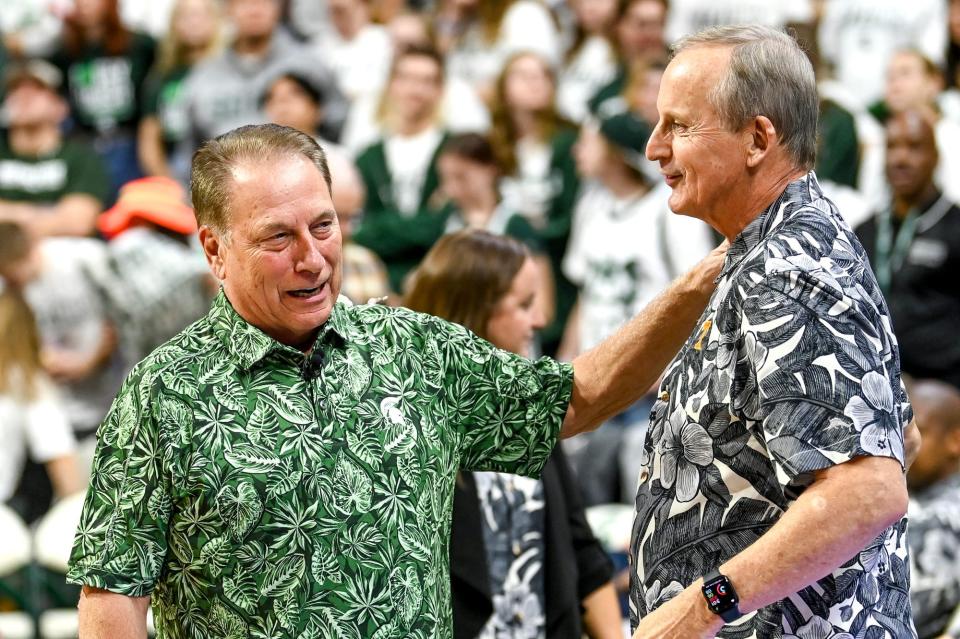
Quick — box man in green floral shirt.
[68,124,723,638]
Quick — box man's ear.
[198,225,226,281]
[744,115,777,169]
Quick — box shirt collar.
[208,288,352,370]
[718,171,822,280]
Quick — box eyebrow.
[254,209,337,236]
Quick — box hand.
[632,584,723,639]
[692,241,729,294]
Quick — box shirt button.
[512,542,521,557]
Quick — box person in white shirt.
[0,232,82,509]
[434,0,561,103]
[665,0,812,45]
[556,0,619,123]
[309,0,392,103]
[819,0,947,109]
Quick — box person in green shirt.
[68,123,724,638]
[0,59,108,237]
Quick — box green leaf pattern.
[67,292,572,637]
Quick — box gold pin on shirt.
[693,318,713,351]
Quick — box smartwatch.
[701,569,743,623]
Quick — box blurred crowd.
[0,0,959,637]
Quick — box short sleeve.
[66,364,176,596]
[427,318,573,477]
[740,269,908,490]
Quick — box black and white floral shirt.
[630,173,916,638]
[909,474,960,639]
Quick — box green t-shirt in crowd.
[66,291,573,638]
[50,31,156,134]
[0,135,109,206]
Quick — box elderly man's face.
[205,154,342,350]
[646,46,745,223]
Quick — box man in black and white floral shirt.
[630,25,920,639]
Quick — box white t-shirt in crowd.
[818,0,946,108]
[557,35,618,123]
[665,0,812,44]
[564,181,714,352]
[311,24,393,102]
[446,0,561,92]
[500,137,553,227]
[0,375,75,502]
[384,126,444,215]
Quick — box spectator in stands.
[352,45,450,293]
[0,218,123,453]
[433,0,561,103]
[856,110,960,392]
[561,111,713,504]
[405,229,622,639]
[556,0,618,123]
[0,60,108,237]
[1,0,65,58]
[182,0,345,145]
[137,0,223,184]
[96,176,214,366]
[340,13,490,152]
[818,0,946,108]
[50,0,156,202]
[944,0,960,124]
[0,268,81,513]
[489,51,578,355]
[325,149,393,305]
[869,49,960,204]
[262,70,336,149]
[587,0,668,120]
[309,0,392,104]
[664,0,812,46]
[906,379,960,639]
[437,133,554,326]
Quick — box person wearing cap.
[97,176,215,366]
[0,59,109,237]
[560,110,714,506]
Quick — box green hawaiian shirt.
[66,291,573,638]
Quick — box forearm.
[137,118,171,177]
[78,587,150,639]
[562,251,720,437]
[634,456,909,637]
[28,195,100,237]
[582,582,623,639]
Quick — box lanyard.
[873,194,950,295]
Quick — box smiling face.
[485,257,545,357]
[645,46,748,224]
[201,153,342,349]
[503,54,555,113]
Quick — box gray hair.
[191,124,331,234]
[673,25,818,170]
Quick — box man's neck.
[711,166,807,242]
[9,125,61,157]
[233,33,273,57]
[892,183,939,220]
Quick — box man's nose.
[295,235,325,272]
[646,123,668,162]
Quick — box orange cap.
[98,176,197,239]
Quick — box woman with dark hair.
[406,230,622,639]
[488,51,579,356]
[51,0,156,201]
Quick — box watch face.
[704,579,738,612]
